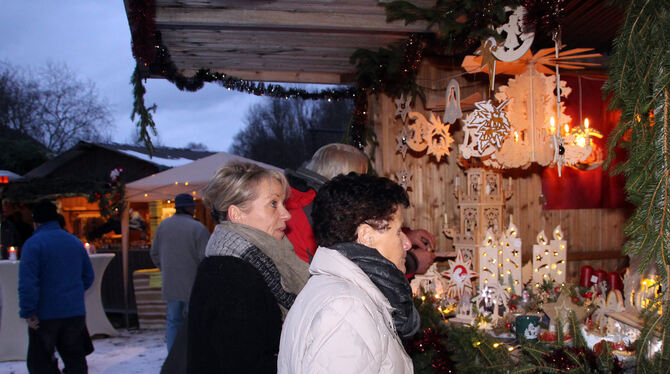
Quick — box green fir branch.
[130,64,157,156]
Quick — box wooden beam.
[155,7,430,33]
[179,68,349,84]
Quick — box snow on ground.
[0,328,167,374]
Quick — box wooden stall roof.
[125,0,623,85]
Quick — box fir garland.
[407,295,624,373]
[126,0,358,152]
[88,167,126,221]
[603,0,670,369]
[127,0,568,152]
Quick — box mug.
[512,315,541,341]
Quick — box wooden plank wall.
[370,60,630,284]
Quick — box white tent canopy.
[125,151,281,203]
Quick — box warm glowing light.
[174,181,179,185]
[508,347,515,352]
[185,182,189,186]
[575,134,587,147]
[144,193,148,197]
[421,295,426,301]
[584,118,590,129]
[550,117,556,134]
[514,131,519,142]
[493,343,500,348]
[564,124,570,136]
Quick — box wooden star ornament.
[542,291,588,328]
[394,93,412,123]
[395,125,411,159]
[395,167,412,190]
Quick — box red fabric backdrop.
[541,75,629,210]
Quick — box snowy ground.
[0,328,167,374]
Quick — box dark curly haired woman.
[278,173,417,373]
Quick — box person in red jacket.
[284,143,436,275]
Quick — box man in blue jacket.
[19,199,94,374]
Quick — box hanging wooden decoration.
[459,100,511,160]
[475,39,498,91]
[407,111,454,162]
[395,125,411,159]
[489,67,571,169]
[443,79,462,124]
[490,6,535,62]
[394,93,411,123]
[395,167,412,191]
[441,249,478,299]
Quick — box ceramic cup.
[513,314,541,341]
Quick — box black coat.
[187,256,283,374]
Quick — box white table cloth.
[0,253,117,362]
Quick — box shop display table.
[0,254,117,362]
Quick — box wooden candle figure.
[478,229,499,291]
[548,225,567,284]
[501,218,522,294]
[532,230,551,285]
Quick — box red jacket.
[285,186,317,263]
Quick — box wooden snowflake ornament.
[442,249,478,299]
[459,100,511,159]
[394,93,411,123]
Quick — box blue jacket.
[18,221,94,320]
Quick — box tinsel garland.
[127,0,569,152]
[126,0,361,151]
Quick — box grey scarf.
[331,242,420,338]
[206,222,310,315]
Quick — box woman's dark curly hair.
[312,173,410,247]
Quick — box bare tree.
[230,98,352,169]
[35,62,112,154]
[0,63,41,136]
[0,61,113,155]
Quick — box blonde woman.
[187,162,309,374]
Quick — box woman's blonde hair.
[202,162,290,223]
[304,143,368,179]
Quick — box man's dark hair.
[312,173,409,247]
[32,199,59,224]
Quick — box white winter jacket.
[278,247,413,374]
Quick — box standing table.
[0,253,117,362]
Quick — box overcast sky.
[0,1,267,152]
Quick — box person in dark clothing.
[18,200,95,374]
[284,143,436,275]
[187,162,309,374]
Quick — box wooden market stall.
[124,0,628,284]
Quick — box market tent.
[125,151,281,203]
[119,151,280,325]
